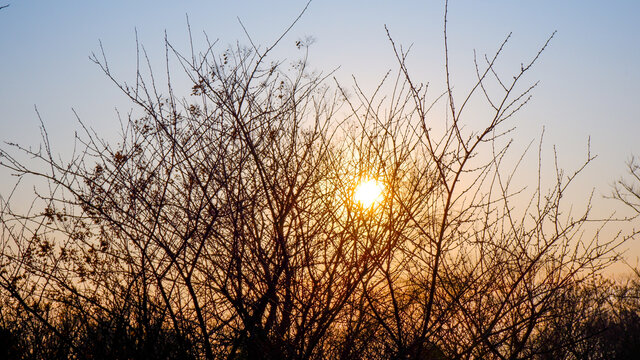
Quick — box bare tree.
[613,156,640,215]
[0,2,628,360]
[325,5,624,356]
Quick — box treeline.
[1,275,638,359]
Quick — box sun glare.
[354,179,384,208]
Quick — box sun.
[354,179,385,208]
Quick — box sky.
[1,1,639,266]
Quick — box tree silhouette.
[613,156,640,215]
[0,3,629,360]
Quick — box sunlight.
[354,179,385,208]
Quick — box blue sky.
[1,1,639,262]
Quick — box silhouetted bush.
[0,3,632,359]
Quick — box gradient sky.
[1,1,639,264]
